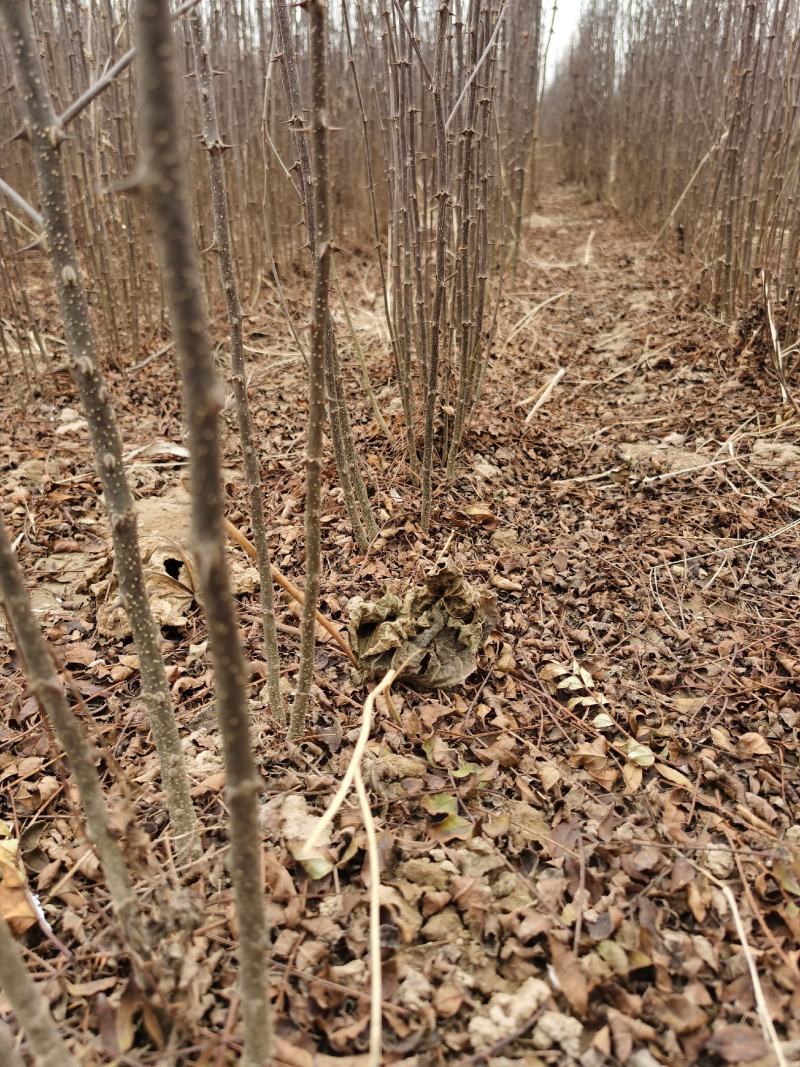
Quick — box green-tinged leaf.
[621,738,655,766]
[597,939,630,976]
[422,793,458,815]
[422,735,451,765]
[422,793,473,843]
[452,761,482,779]
[593,712,615,729]
[427,812,474,843]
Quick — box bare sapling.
[135,0,273,1061]
[420,3,451,533]
[0,0,198,859]
[289,0,333,741]
[189,9,285,725]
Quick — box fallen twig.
[223,516,357,666]
[523,366,565,425]
[300,669,398,1067]
[502,289,571,356]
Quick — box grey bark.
[135,0,273,1061]
[189,10,285,725]
[289,0,331,740]
[0,914,79,1067]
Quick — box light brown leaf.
[738,733,772,756]
[548,934,589,1016]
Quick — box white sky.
[544,0,584,77]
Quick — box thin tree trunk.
[0,515,147,958]
[189,10,285,725]
[289,0,331,740]
[135,0,273,1063]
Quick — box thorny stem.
[273,0,377,550]
[421,4,452,531]
[135,0,273,1062]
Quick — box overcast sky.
[545,0,584,77]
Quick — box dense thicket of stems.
[548,0,800,360]
[273,0,378,550]
[135,0,272,1061]
[0,0,197,857]
[1,0,546,530]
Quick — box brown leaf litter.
[1,181,799,1064]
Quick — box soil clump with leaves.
[1,184,799,1065]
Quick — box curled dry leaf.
[348,557,497,689]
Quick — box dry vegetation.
[0,1,799,1065]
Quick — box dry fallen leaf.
[738,732,773,757]
[548,934,589,1016]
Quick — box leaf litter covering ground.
[1,183,799,1066]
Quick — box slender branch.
[290,0,332,741]
[446,0,508,130]
[0,177,43,229]
[135,0,272,1061]
[58,0,203,130]
[189,8,285,725]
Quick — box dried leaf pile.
[1,183,799,1065]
